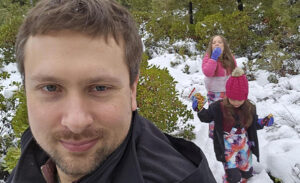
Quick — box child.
[192,67,274,183]
[202,35,236,139]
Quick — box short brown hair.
[16,0,143,86]
[206,35,235,74]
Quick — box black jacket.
[197,100,262,163]
[6,111,216,183]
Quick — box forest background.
[0,0,299,181]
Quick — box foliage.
[143,12,192,47]
[182,64,190,74]
[242,59,256,81]
[10,88,28,139]
[195,11,254,55]
[137,53,195,139]
[0,86,28,176]
[268,172,282,183]
[2,147,21,173]
[193,0,237,22]
[131,0,299,62]
[0,134,14,179]
[0,0,31,179]
[256,42,292,77]
[117,0,152,12]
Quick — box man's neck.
[41,159,80,183]
[56,166,81,183]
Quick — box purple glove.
[211,47,222,61]
[257,114,274,127]
[192,96,199,112]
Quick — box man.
[7,0,216,182]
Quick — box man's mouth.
[60,138,99,152]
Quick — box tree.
[137,53,195,140]
[0,0,30,178]
[237,0,243,11]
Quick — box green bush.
[10,88,29,138]
[195,11,255,55]
[267,74,279,84]
[256,42,291,77]
[182,64,190,74]
[0,134,14,178]
[2,147,21,173]
[242,59,256,81]
[143,11,192,47]
[137,53,195,140]
[1,87,28,173]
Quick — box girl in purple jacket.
[202,35,236,138]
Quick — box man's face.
[24,31,137,180]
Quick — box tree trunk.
[237,0,243,11]
[189,1,193,24]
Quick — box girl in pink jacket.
[202,35,236,139]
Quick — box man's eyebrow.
[29,74,123,84]
[84,76,122,85]
[30,75,65,83]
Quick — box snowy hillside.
[148,41,300,183]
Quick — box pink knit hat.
[226,67,248,100]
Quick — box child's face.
[228,98,245,108]
[212,36,224,53]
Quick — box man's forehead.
[26,30,124,47]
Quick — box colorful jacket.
[6,111,216,183]
[202,54,236,93]
[197,100,263,163]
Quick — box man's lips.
[60,138,98,152]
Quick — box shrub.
[182,64,190,74]
[242,59,256,81]
[195,11,255,56]
[137,53,195,139]
[170,60,181,68]
[267,74,279,84]
[2,147,20,173]
[10,88,28,139]
[256,42,291,77]
[1,87,28,174]
[142,11,193,47]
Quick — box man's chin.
[51,146,110,177]
[55,155,98,177]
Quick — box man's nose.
[61,94,93,134]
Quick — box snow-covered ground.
[148,41,300,183]
[1,40,300,182]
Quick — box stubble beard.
[45,128,117,178]
[53,144,111,177]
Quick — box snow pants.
[207,91,225,139]
[222,128,253,183]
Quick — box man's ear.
[131,75,139,111]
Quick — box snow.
[0,62,22,98]
[148,41,300,183]
[1,40,300,182]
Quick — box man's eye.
[94,86,107,91]
[43,85,57,92]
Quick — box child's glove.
[192,96,199,111]
[257,114,274,127]
[191,93,206,112]
[211,47,222,61]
